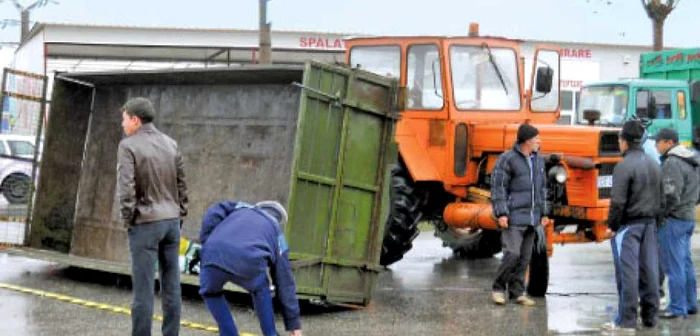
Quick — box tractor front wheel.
[379,163,424,266]
[526,246,550,297]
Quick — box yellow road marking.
[0,282,257,336]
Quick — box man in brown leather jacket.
[117,97,188,336]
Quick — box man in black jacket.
[490,123,548,306]
[603,119,663,332]
[655,128,699,319]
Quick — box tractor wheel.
[433,220,502,258]
[1,173,31,204]
[526,246,549,297]
[379,164,424,266]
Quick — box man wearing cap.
[655,128,699,319]
[117,97,188,336]
[603,119,664,332]
[198,200,302,336]
[490,123,548,306]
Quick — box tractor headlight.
[548,165,568,184]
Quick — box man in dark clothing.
[655,128,699,319]
[603,119,663,332]
[117,97,188,336]
[490,123,548,306]
[199,200,302,336]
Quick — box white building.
[6,23,661,126]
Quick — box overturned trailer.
[21,61,398,305]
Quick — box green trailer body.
[640,48,700,132]
[21,61,398,305]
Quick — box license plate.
[597,175,613,188]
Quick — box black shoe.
[659,310,683,319]
[688,309,697,315]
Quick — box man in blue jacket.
[199,200,302,336]
[490,123,548,307]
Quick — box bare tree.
[640,0,681,51]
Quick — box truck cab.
[578,48,700,152]
[577,79,693,146]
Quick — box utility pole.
[19,8,29,43]
[8,1,59,44]
[258,0,272,64]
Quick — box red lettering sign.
[666,52,684,64]
[561,80,583,88]
[686,52,700,63]
[299,37,345,49]
[559,49,592,59]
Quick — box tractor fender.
[396,133,441,182]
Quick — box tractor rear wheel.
[526,246,549,297]
[379,163,424,266]
[433,221,502,258]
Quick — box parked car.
[0,134,40,204]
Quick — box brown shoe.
[515,295,535,306]
[491,292,506,305]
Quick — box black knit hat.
[620,119,644,143]
[517,124,539,144]
[656,127,679,143]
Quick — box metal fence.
[0,68,48,247]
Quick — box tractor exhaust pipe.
[469,23,479,37]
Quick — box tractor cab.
[345,26,561,125]
[344,25,562,196]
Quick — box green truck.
[577,48,700,150]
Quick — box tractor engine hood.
[470,123,622,159]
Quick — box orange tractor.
[345,24,622,296]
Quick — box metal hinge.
[292,82,343,108]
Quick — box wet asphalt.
[2,231,700,336]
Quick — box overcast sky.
[0,0,698,50]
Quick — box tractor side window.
[406,44,443,110]
[349,46,401,79]
[636,90,671,120]
[677,91,687,120]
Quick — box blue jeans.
[199,265,278,336]
[658,218,698,315]
[128,219,182,336]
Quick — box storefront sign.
[299,37,346,49]
[560,49,592,59]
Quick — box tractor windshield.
[450,45,520,111]
[577,85,629,126]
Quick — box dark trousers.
[611,222,659,328]
[128,219,181,336]
[492,225,535,298]
[199,265,278,336]
[658,218,698,315]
